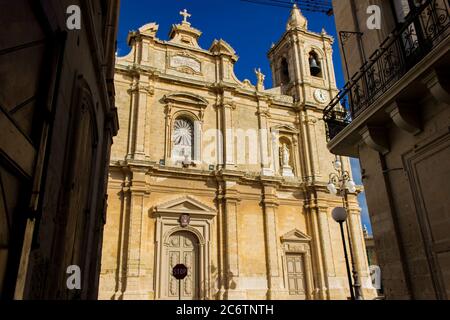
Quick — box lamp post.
[327,157,363,300]
[332,207,354,300]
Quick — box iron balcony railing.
[324,0,450,141]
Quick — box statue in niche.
[280,142,291,167]
[279,141,295,177]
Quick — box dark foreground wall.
[331,0,450,299]
[0,0,119,299]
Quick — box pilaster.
[121,167,150,299]
[126,74,151,161]
[221,92,237,170]
[304,197,328,299]
[347,196,374,298]
[257,97,273,176]
[222,181,245,299]
[261,184,283,299]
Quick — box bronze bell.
[309,56,321,76]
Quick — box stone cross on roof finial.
[180,9,191,24]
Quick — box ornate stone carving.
[180,214,191,228]
[169,51,202,75]
[172,118,194,161]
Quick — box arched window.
[309,51,323,78]
[280,58,290,85]
[172,116,194,161]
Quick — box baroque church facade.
[99,5,375,300]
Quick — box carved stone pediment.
[271,124,299,135]
[163,92,208,107]
[153,195,216,218]
[281,229,311,254]
[281,229,311,243]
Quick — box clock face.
[314,89,328,104]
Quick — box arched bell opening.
[309,51,323,78]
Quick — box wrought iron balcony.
[324,0,450,141]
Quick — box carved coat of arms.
[180,214,191,227]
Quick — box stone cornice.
[115,64,298,109]
[109,160,312,191]
[110,157,350,191]
[268,28,334,58]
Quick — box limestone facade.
[99,6,375,300]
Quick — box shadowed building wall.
[329,0,450,299]
[0,0,119,299]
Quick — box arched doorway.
[166,231,199,300]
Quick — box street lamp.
[332,207,354,300]
[328,156,363,300]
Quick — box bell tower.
[268,4,338,107]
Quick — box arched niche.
[162,93,207,165]
[280,57,291,85]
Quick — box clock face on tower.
[314,89,328,104]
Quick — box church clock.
[314,88,328,104]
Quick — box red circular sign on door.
[172,264,188,280]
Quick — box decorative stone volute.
[209,39,238,62]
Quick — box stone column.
[222,100,236,169]
[222,181,245,299]
[324,44,337,89]
[305,113,321,179]
[215,184,226,299]
[113,171,130,300]
[144,74,156,159]
[257,97,273,176]
[164,103,173,161]
[306,199,328,300]
[316,203,335,300]
[262,184,283,299]
[194,121,202,163]
[126,76,149,161]
[292,35,306,103]
[347,198,373,298]
[134,83,149,160]
[121,168,150,299]
[126,76,138,159]
[299,111,313,182]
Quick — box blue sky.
[117,0,372,234]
